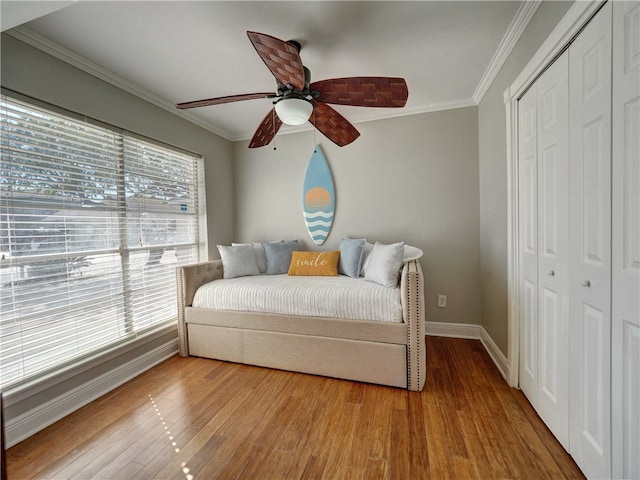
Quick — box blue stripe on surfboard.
[307,225,331,233]
[306,220,333,228]
[303,210,334,219]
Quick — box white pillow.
[361,241,422,276]
[364,241,405,287]
[232,242,267,273]
[217,244,260,279]
[360,241,375,276]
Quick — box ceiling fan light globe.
[275,98,313,125]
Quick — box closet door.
[568,3,612,479]
[611,2,640,479]
[517,51,570,448]
[518,84,539,406]
[535,52,570,449]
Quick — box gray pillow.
[338,238,366,278]
[232,242,268,273]
[364,241,405,287]
[262,240,298,274]
[217,244,260,279]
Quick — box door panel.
[616,321,640,479]
[569,3,612,478]
[536,52,570,449]
[518,85,539,404]
[540,287,560,401]
[581,117,607,267]
[580,302,606,453]
[523,279,538,381]
[612,2,640,478]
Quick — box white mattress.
[192,274,403,323]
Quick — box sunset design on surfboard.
[303,146,335,245]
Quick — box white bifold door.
[517,2,639,478]
[568,4,612,478]
[611,3,640,479]
[517,50,570,450]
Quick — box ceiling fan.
[176,31,409,148]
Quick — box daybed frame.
[176,259,426,391]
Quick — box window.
[0,95,205,389]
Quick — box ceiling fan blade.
[176,92,275,110]
[249,108,283,148]
[310,77,408,108]
[309,101,360,147]
[247,31,305,90]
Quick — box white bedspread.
[192,274,403,323]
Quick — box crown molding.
[6,26,234,141]
[472,0,542,104]
[355,98,478,122]
[9,23,484,144]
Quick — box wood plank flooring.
[6,337,585,479]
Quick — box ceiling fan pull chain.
[313,108,317,153]
[273,108,277,151]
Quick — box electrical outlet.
[437,295,447,308]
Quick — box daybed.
[176,256,426,391]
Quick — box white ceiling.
[3,1,532,143]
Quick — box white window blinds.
[0,95,204,389]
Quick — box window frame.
[0,91,207,391]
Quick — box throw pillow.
[262,240,298,274]
[217,244,260,279]
[232,242,268,273]
[364,241,405,287]
[360,241,375,277]
[338,238,366,278]
[288,251,340,276]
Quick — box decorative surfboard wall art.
[303,145,335,245]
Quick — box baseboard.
[426,321,510,382]
[478,327,510,381]
[5,340,178,448]
[426,321,481,339]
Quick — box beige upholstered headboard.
[176,260,223,356]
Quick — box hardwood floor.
[7,337,585,479]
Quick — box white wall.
[478,1,573,355]
[233,107,481,326]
